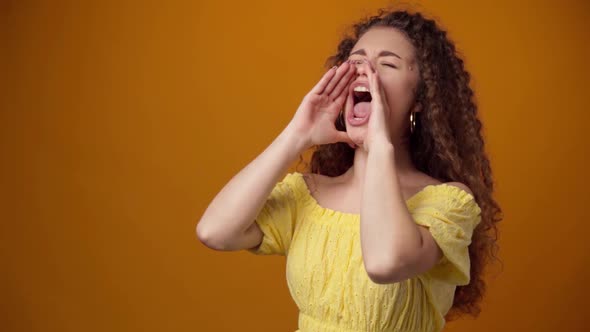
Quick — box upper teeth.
[353,86,369,92]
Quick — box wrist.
[279,126,310,155]
[366,135,394,152]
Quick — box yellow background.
[2,0,589,331]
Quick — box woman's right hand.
[285,61,357,150]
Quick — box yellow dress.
[247,172,482,332]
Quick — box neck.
[343,138,417,189]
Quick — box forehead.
[351,26,416,59]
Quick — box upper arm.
[198,219,264,251]
[242,221,264,251]
[407,225,444,277]
[370,225,443,284]
[200,173,299,254]
[374,182,478,284]
[244,173,300,256]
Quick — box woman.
[197,8,502,332]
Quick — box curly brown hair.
[301,8,503,321]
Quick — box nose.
[350,58,373,77]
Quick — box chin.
[346,127,366,147]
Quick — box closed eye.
[383,63,397,68]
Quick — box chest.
[306,179,429,215]
[284,218,430,325]
[286,220,399,307]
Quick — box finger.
[361,60,379,99]
[369,71,380,103]
[333,90,348,109]
[354,59,378,97]
[311,66,338,95]
[356,58,374,75]
[345,84,355,110]
[374,71,389,106]
[364,61,388,108]
[328,63,356,100]
[329,64,355,99]
[332,72,355,106]
[334,84,355,121]
[323,61,351,96]
[365,58,375,72]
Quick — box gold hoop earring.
[410,111,416,134]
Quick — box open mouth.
[352,88,372,105]
[350,86,372,123]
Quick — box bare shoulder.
[444,181,474,196]
[412,173,474,196]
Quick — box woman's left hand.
[357,59,394,152]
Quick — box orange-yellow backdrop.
[2,0,589,331]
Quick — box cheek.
[383,78,415,111]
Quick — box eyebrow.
[349,49,402,60]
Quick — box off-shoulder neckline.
[289,171,477,219]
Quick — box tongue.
[353,102,371,118]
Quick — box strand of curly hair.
[299,8,503,321]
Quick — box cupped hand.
[355,59,394,152]
[286,61,357,150]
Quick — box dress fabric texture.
[247,172,482,332]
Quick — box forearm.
[360,143,423,274]
[197,127,306,244]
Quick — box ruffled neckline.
[290,171,478,220]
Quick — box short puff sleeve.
[410,184,482,286]
[246,172,300,256]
